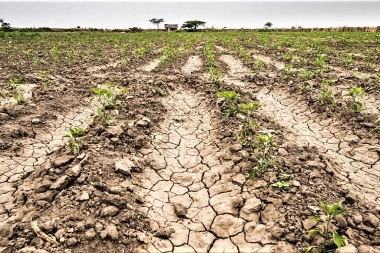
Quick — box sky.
[0,1,379,29]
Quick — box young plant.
[38,70,50,90]
[248,134,278,178]
[91,82,119,126]
[305,201,349,253]
[272,181,290,192]
[345,87,365,113]
[237,102,260,146]
[63,127,85,153]
[217,91,239,118]
[370,116,380,133]
[8,78,24,104]
[320,79,336,105]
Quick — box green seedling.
[299,81,311,94]
[248,134,278,178]
[345,87,365,113]
[370,116,380,133]
[305,201,349,253]
[320,79,336,105]
[272,181,289,191]
[63,127,85,153]
[237,102,260,146]
[91,82,119,126]
[238,102,260,116]
[38,70,50,90]
[279,173,290,180]
[313,54,326,68]
[8,78,24,104]
[217,91,239,118]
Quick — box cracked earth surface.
[135,89,265,252]
[0,104,95,223]
[1,43,380,253]
[219,54,380,206]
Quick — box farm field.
[0,31,380,253]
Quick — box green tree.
[148,18,165,30]
[264,22,273,29]
[181,20,206,31]
[0,18,11,30]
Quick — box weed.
[91,82,120,126]
[63,127,85,153]
[370,116,380,133]
[7,78,24,104]
[313,54,326,69]
[305,201,349,253]
[217,91,239,117]
[272,181,290,191]
[320,79,336,105]
[237,102,260,146]
[38,70,50,90]
[345,87,365,113]
[248,134,278,178]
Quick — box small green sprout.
[345,87,365,113]
[305,201,349,253]
[217,91,239,118]
[63,127,85,153]
[272,181,289,191]
[248,134,278,178]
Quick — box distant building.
[164,24,178,32]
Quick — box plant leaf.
[308,229,318,238]
[332,230,346,248]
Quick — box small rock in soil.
[363,213,380,227]
[79,192,89,201]
[31,118,41,124]
[357,245,379,253]
[76,221,86,232]
[229,144,243,153]
[352,212,363,224]
[335,244,358,253]
[335,215,348,228]
[302,219,317,230]
[66,237,78,246]
[276,241,296,253]
[50,175,71,190]
[40,220,56,233]
[30,237,44,248]
[105,225,119,240]
[95,222,104,233]
[173,202,187,217]
[292,180,301,187]
[52,155,74,167]
[100,230,107,240]
[136,117,151,127]
[101,206,119,217]
[66,164,82,177]
[115,159,135,176]
[85,218,95,229]
[0,113,9,120]
[85,228,96,240]
[154,227,175,239]
[271,226,286,239]
[107,125,124,137]
[0,223,13,238]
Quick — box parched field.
[0,31,380,253]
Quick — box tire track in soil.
[0,105,95,223]
[0,80,119,223]
[134,56,268,253]
[249,51,380,114]
[219,54,380,206]
[135,88,264,253]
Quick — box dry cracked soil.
[1,46,380,253]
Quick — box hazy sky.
[0,1,379,29]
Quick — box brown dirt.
[1,44,380,253]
